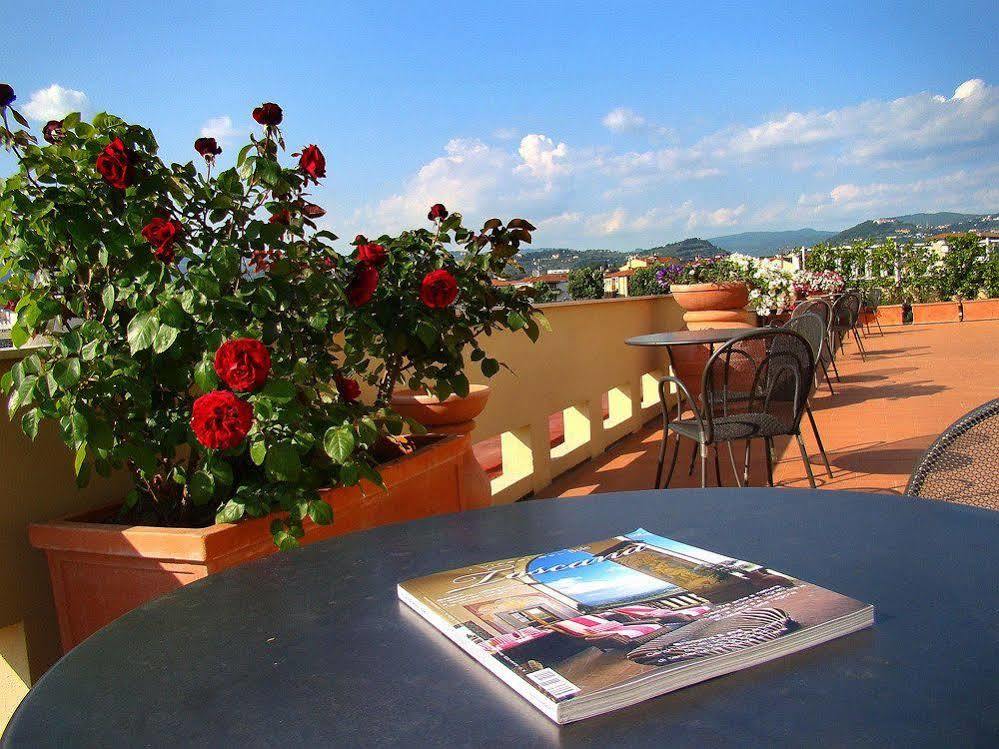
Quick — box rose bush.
[0,88,401,547]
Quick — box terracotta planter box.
[960,298,999,322]
[911,301,960,324]
[670,282,749,312]
[870,304,903,326]
[30,433,482,652]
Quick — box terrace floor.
[536,319,999,498]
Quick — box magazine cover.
[398,529,872,722]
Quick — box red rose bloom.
[141,217,181,263]
[335,375,361,403]
[42,120,64,144]
[95,138,134,190]
[428,203,448,221]
[252,102,283,126]
[191,391,253,450]
[357,243,387,266]
[214,338,272,392]
[298,145,326,182]
[0,84,14,108]
[269,209,291,226]
[194,137,222,160]
[420,269,459,309]
[353,234,367,245]
[347,263,379,307]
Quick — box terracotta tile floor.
[538,320,999,499]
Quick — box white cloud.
[22,84,88,121]
[493,126,519,140]
[200,115,243,143]
[686,204,746,230]
[952,78,986,100]
[602,107,674,138]
[515,134,570,185]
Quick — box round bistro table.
[625,328,759,348]
[5,489,998,747]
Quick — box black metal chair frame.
[781,313,835,481]
[791,298,837,393]
[655,328,819,491]
[905,398,999,511]
[831,292,867,361]
[861,287,885,337]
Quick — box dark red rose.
[0,84,14,108]
[298,144,326,182]
[250,248,282,273]
[347,263,379,307]
[214,338,272,392]
[42,120,64,144]
[252,102,283,126]
[335,375,361,403]
[357,243,387,266]
[191,390,253,450]
[353,234,367,245]
[428,203,448,221]
[194,137,222,160]
[269,209,291,226]
[95,138,134,190]
[141,218,181,263]
[420,269,459,309]
[302,201,326,219]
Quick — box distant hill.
[827,211,999,245]
[708,229,836,256]
[513,248,628,278]
[646,237,726,260]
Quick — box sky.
[4,1,997,250]
[527,547,678,607]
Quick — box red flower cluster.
[141,217,182,263]
[194,137,222,161]
[214,338,272,392]
[95,138,134,190]
[252,102,283,126]
[357,243,387,266]
[347,263,379,307]
[250,248,283,272]
[298,145,326,182]
[420,269,459,309]
[335,375,361,403]
[428,203,448,221]
[191,390,254,450]
[42,119,64,144]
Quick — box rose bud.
[353,234,367,245]
[335,375,362,403]
[428,203,448,221]
[302,202,326,219]
[0,84,15,108]
[194,137,222,160]
[252,102,283,126]
[42,120,65,144]
[347,263,379,307]
[297,144,326,183]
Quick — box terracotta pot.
[682,309,757,330]
[29,434,473,652]
[911,301,960,325]
[670,282,749,313]
[960,298,999,322]
[867,304,903,327]
[390,384,492,510]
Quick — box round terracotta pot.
[670,282,749,312]
[682,309,757,330]
[390,384,492,509]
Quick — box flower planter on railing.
[866,304,904,327]
[960,298,999,322]
[29,434,472,652]
[910,301,961,324]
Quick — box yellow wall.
[0,348,133,728]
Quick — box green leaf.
[126,311,158,354]
[101,284,116,310]
[507,311,527,331]
[481,358,500,377]
[194,359,219,392]
[208,459,234,486]
[69,410,88,445]
[189,471,215,505]
[308,500,333,526]
[250,440,267,466]
[52,358,82,389]
[21,409,41,440]
[357,417,379,446]
[266,442,302,482]
[216,499,246,524]
[452,373,470,398]
[260,380,296,402]
[415,321,437,348]
[152,324,179,354]
[323,427,355,463]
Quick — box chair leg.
[852,328,867,360]
[743,439,752,485]
[764,437,775,487]
[874,315,884,336]
[805,403,833,479]
[687,441,698,476]
[820,358,835,395]
[699,443,707,489]
[655,432,668,489]
[795,431,817,489]
[727,442,743,488]
[713,445,722,487]
[660,435,680,489]
[829,354,842,382]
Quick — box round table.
[5,489,997,747]
[625,328,758,348]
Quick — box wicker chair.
[861,287,884,337]
[831,292,866,361]
[905,399,999,510]
[791,298,837,393]
[655,328,818,489]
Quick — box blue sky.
[527,547,678,607]
[5,1,997,249]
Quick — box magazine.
[397,529,874,724]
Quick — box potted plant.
[337,207,548,504]
[658,255,755,329]
[0,89,488,650]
